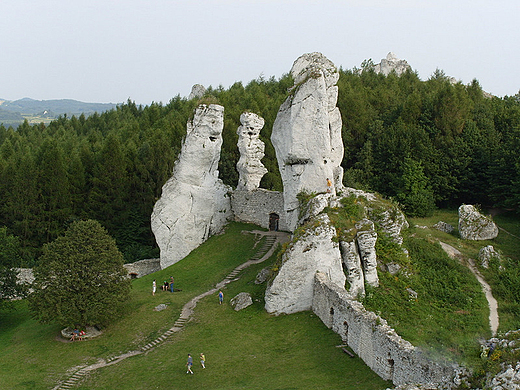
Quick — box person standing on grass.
[200,353,206,369]
[186,354,194,374]
[152,279,156,296]
[218,290,223,304]
[170,276,174,293]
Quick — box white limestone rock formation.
[458,204,498,241]
[265,214,346,315]
[355,219,379,287]
[433,221,454,234]
[372,52,412,76]
[340,240,365,298]
[236,112,268,191]
[271,52,344,231]
[188,84,206,100]
[151,104,232,269]
[230,292,253,311]
[478,245,502,269]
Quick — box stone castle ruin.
[150,52,459,388]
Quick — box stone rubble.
[230,292,253,311]
[432,221,454,234]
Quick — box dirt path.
[53,230,290,390]
[439,241,499,336]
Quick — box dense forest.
[0,67,519,265]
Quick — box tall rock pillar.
[151,104,232,269]
[271,52,344,231]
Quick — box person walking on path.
[200,353,206,369]
[186,354,194,374]
[326,178,332,193]
[152,279,156,296]
[218,290,223,305]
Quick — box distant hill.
[0,97,117,127]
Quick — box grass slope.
[0,222,390,390]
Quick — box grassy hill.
[0,222,391,390]
[2,210,518,389]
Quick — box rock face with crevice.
[265,214,346,315]
[151,104,232,269]
[271,52,344,231]
[236,112,268,191]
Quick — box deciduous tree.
[29,220,131,328]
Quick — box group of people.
[69,328,86,341]
[152,276,176,295]
[186,353,205,374]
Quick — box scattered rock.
[386,262,401,275]
[230,292,253,311]
[151,104,233,269]
[432,221,454,234]
[153,304,168,312]
[478,245,502,269]
[255,268,270,284]
[458,204,498,240]
[406,288,418,300]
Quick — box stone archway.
[269,213,279,231]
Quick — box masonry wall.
[231,189,289,232]
[312,272,457,388]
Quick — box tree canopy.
[0,69,519,264]
[0,226,25,309]
[28,220,131,327]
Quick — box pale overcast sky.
[2,0,519,105]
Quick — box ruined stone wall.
[231,189,289,232]
[312,272,457,388]
[123,258,161,278]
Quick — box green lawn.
[0,222,391,390]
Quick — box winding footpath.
[439,241,499,336]
[53,230,290,390]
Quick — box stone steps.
[54,233,282,389]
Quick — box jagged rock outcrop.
[355,219,378,287]
[340,240,365,297]
[236,112,267,191]
[458,204,498,240]
[371,52,412,76]
[151,104,232,269]
[230,292,253,311]
[271,52,344,231]
[478,245,502,268]
[265,214,346,315]
[188,84,206,100]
